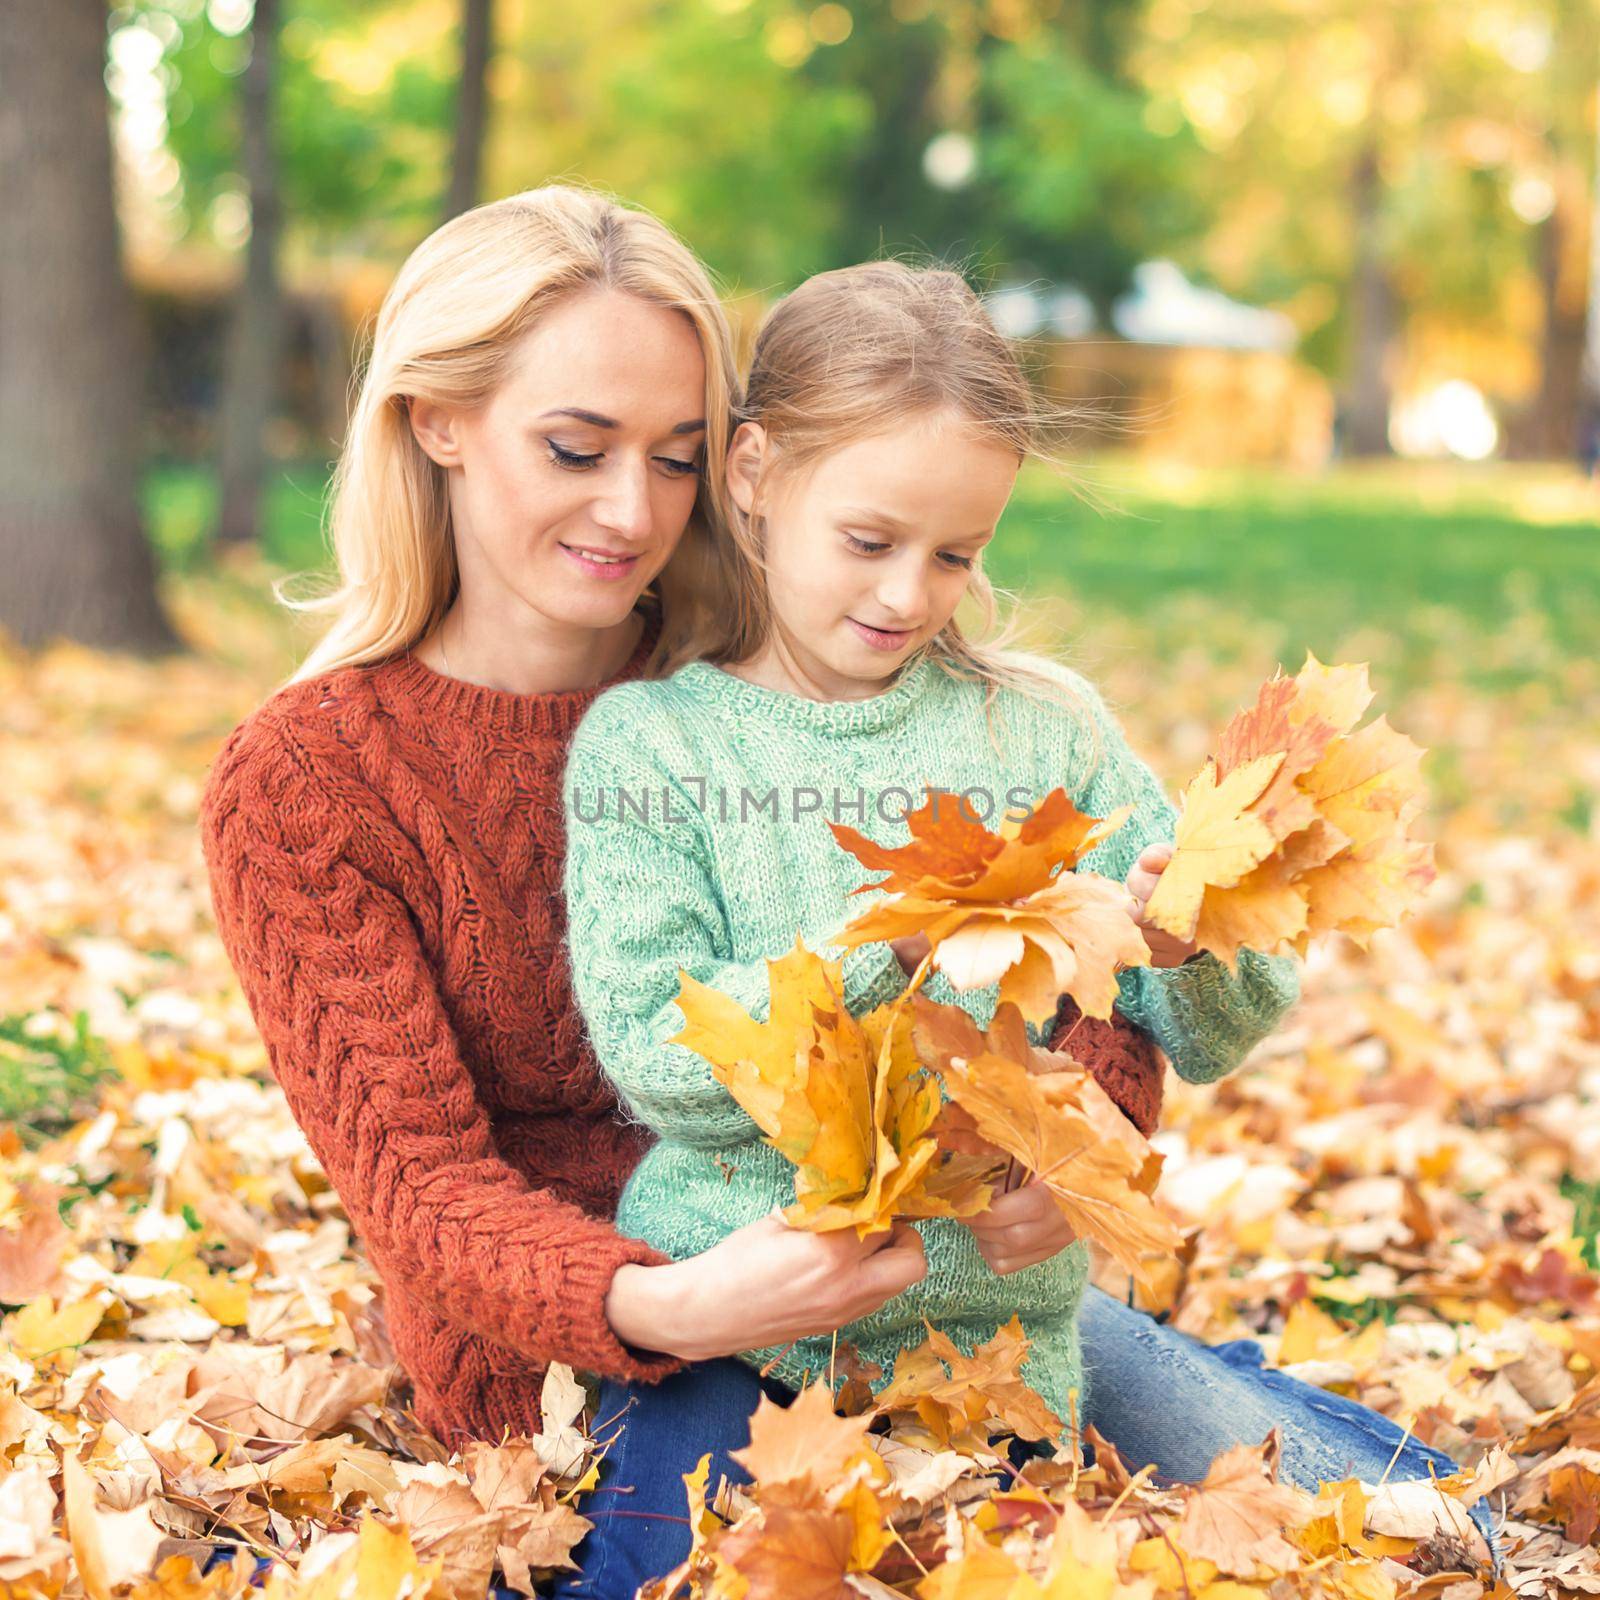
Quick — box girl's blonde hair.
[705,259,1085,716]
[289,184,740,683]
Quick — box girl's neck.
[419,599,646,697]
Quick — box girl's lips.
[559,543,641,581]
[848,617,915,652]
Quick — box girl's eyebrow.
[839,506,910,531]
[841,506,995,543]
[540,407,706,435]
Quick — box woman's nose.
[591,463,655,541]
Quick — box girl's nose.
[876,560,930,623]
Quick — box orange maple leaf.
[912,998,1177,1284]
[830,789,1150,1022]
[874,1316,1063,1451]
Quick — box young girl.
[557,262,1496,1594]
[560,260,1300,1423]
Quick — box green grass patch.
[0,1013,116,1147]
[1563,1175,1600,1271]
[991,460,1600,694]
[144,461,332,575]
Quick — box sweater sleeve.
[199,710,680,1383]
[1043,667,1302,1085]
[563,704,906,1151]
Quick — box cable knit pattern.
[199,621,685,1450]
[562,654,1301,1422]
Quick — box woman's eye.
[546,440,601,470]
[657,456,702,478]
[843,533,889,555]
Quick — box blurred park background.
[4,0,1600,666]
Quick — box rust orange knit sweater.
[199,617,1163,1448]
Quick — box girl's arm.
[1048,668,1302,1084]
[562,698,907,1149]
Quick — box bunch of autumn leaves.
[672,655,1435,1281]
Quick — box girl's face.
[409,287,707,638]
[728,408,1019,699]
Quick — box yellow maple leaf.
[1175,1439,1317,1578]
[672,941,990,1236]
[1145,655,1435,969]
[3,1292,108,1367]
[1143,754,1284,944]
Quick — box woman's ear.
[725,422,768,517]
[409,398,465,469]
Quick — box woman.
[198,185,959,1454]
[200,187,1489,1594]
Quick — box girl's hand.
[889,931,932,976]
[605,1210,927,1363]
[966,1177,1077,1276]
[1126,842,1202,968]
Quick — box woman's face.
[728,408,1019,699]
[410,287,708,636]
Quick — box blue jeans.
[1078,1288,1498,1564]
[550,1287,1497,1596]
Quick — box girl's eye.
[843,533,889,555]
[940,552,976,570]
[547,440,601,470]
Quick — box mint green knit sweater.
[561,653,1300,1424]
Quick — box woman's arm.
[1051,668,1302,1084]
[200,714,679,1382]
[562,707,906,1149]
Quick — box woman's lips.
[558,543,641,580]
[848,617,915,652]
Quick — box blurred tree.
[216,0,286,544]
[444,0,495,221]
[1135,0,1600,460]
[1523,0,1599,457]
[0,0,174,650]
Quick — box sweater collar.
[376,611,658,741]
[673,653,939,736]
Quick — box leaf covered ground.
[1,543,1597,1598]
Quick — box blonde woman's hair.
[708,259,1092,732]
[289,184,741,683]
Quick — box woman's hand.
[1126,842,1202,968]
[966,1176,1077,1276]
[605,1211,928,1363]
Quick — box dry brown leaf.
[1175,1439,1316,1577]
[730,1382,879,1507]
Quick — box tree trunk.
[0,0,175,653]
[308,293,353,453]
[1529,196,1586,459]
[1342,143,1396,457]
[1581,77,1600,468]
[216,0,285,546]
[443,0,494,222]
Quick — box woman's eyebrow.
[540,407,705,435]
